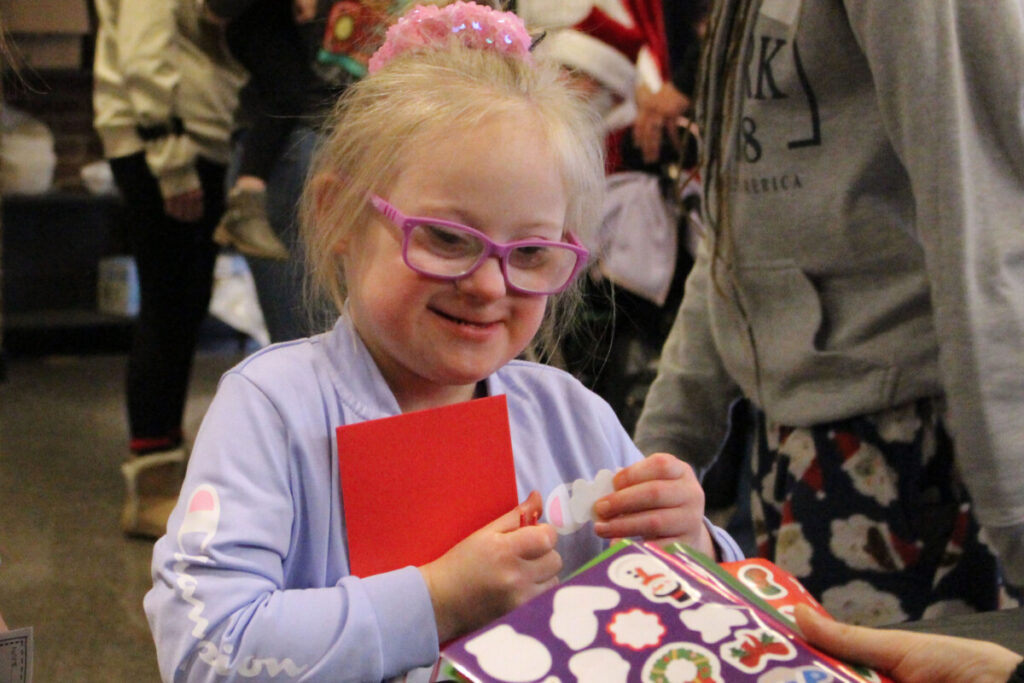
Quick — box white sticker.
[544,469,616,535]
[465,625,552,683]
[679,603,749,644]
[550,585,621,651]
[607,608,666,651]
[569,648,631,683]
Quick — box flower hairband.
[367,1,534,74]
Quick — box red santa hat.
[518,0,659,101]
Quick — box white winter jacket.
[92,0,246,199]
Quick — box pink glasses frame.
[369,194,589,295]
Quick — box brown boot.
[121,448,186,539]
[213,187,290,261]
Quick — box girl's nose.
[456,255,507,300]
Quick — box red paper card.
[337,394,518,577]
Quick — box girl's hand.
[419,491,561,643]
[592,453,715,557]
[795,604,1023,683]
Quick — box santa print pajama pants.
[748,396,1016,626]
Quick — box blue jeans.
[229,125,326,342]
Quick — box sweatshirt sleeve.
[633,234,744,473]
[115,0,201,198]
[843,1,1024,585]
[144,373,440,682]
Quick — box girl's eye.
[416,223,479,257]
[509,244,552,269]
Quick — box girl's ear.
[310,172,348,253]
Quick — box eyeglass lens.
[407,223,579,293]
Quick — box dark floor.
[0,340,246,682]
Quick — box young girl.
[144,4,742,680]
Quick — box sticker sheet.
[442,541,891,683]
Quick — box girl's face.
[340,112,569,412]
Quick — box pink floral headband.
[367,1,534,74]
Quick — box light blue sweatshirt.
[146,314,742,681]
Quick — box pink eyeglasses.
[370,195,589,295]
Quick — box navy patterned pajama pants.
[748,397,1016,625]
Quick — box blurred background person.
[92,0,245,538]
[521,0,700,433]
[205,0,428,342]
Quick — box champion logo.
[170,483,310,676]
[177,484,220,556]
[197,641,309,678]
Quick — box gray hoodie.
[635,0,1024,585]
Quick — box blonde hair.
[300,39,606,358]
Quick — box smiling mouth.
[432,307,493,328]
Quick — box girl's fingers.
[594,507,684,540]
[597,456,702,521]
[491,490,544,534]
[613,453,690,488]
[512,523,558,560]
[526,545,563,582]
[515,490,543,525]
